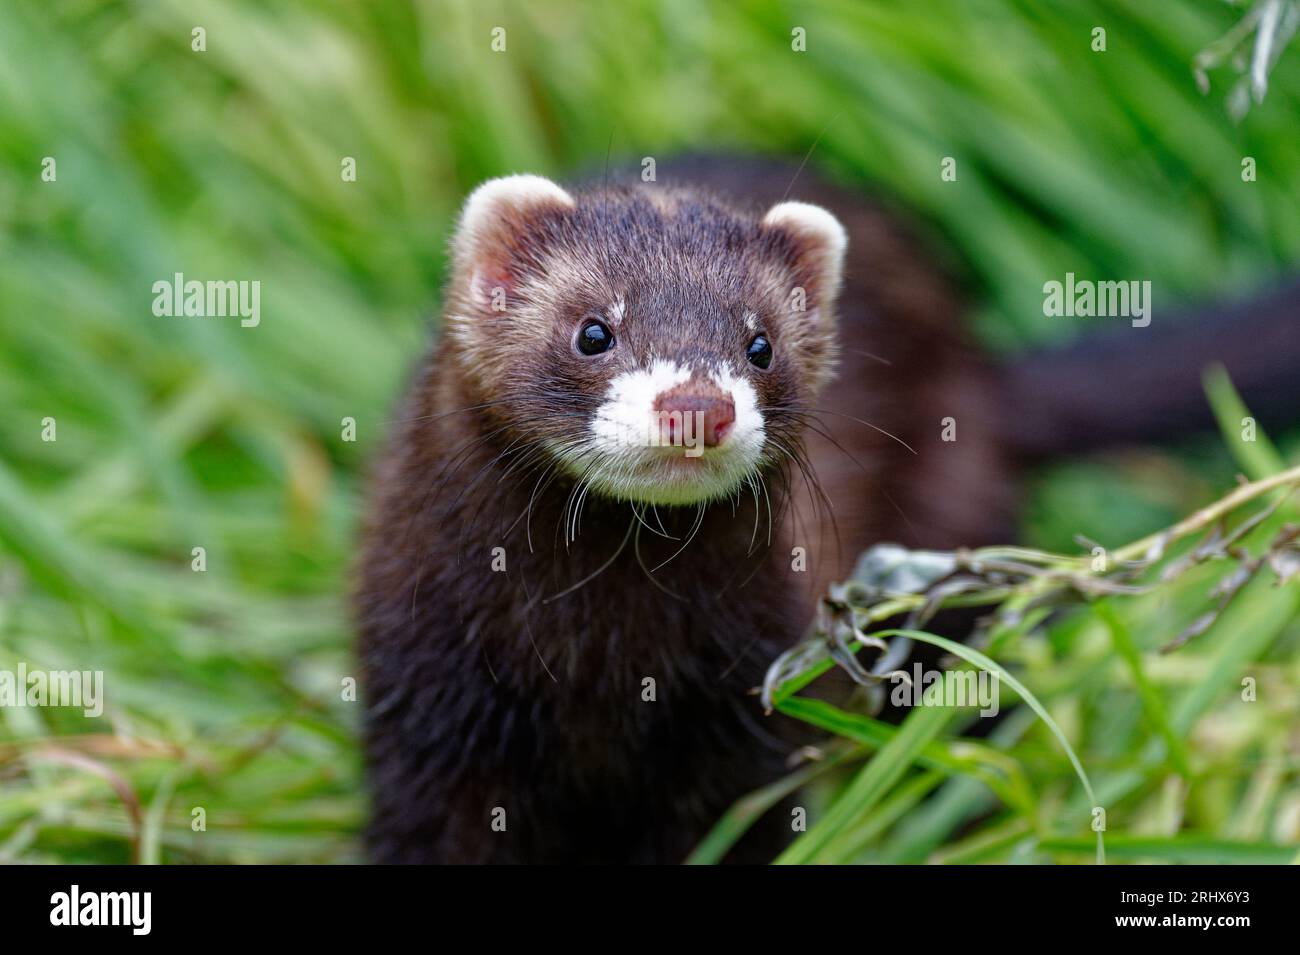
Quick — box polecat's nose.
[653,383,736,448]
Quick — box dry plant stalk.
[763,464,1300,709]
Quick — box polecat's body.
[356,158,1013,863]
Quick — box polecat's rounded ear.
[762,201,848,310]
[453,174,575,307]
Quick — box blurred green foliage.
[0,0,1296,862]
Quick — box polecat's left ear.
[453,174,575,306]
[762,201,848,310]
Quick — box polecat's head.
[445,174,847,507]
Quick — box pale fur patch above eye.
[743,310,758,332]
[608,297,626,326]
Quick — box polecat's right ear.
[761,200,848,312]
[452,175,575,308]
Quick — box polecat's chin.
[561,444,766,507]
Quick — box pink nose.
[653,384,736,448]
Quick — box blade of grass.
[684,740,861,865]
[1096,601,1193,778]
[876,629,1105,864]
[774,703,954,865]
[1040,834,1295,864]
[1204,363,1287,479]
[777,695,1035,815]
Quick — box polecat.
[356,156,1298,864]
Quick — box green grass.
[1,0,1298,863]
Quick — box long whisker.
[766,432,842,582]
[556,458,600,553]
[629,500,678,539]
[454,432,564,560]
[767,401,915,459]
[633,517,684,600]
[516,571,559,682]
[745,473,762,555]
[808,407,917,456]
[541,514,636,605]
[781,114,841,202]
[647,501,706,573]
[381,397,512,428]
[404,411,586,616]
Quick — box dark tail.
[1000,278,1300,461]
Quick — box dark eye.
[577,318,614,356]
[746,333,772,369]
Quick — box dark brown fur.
[356,158,1015,864]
